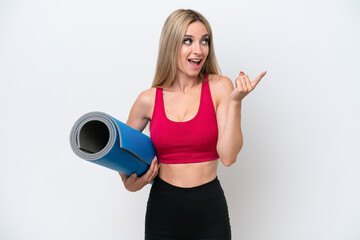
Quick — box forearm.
[217,100,243,166]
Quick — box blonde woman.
[119,9,266,239]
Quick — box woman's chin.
[177,67,203,79]
[185,69,202,78]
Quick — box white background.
[1,0,359,239]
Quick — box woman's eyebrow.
[184,34,209,38]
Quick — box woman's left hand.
[230,71,267,102]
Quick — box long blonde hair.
[152,9,220,88]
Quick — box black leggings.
[145,176,231,240]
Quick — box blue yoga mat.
[69,111,156,176]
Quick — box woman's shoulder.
[207,74,234,94]
[129,87,157,122]
[138,87,156,99]
[135,88,157,108]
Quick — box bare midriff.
[158,159,219,188]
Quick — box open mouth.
[188,59,202,66]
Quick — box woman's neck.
[173,71,201,93]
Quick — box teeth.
[189,59,201,63]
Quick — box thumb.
[128,173,137,181]
[251,71,267,88]
[239,71,245,76]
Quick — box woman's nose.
[192,42,202,55]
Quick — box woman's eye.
[183,38,192,44]
[202,39,209,45]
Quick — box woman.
[119,9,266,239]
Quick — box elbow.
[217,146,242,167]
[221,157,237,167]
[223,161,234,167]
[218,153,237,167]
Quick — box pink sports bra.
[150,75,219,164]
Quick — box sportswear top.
[150,74,219,164]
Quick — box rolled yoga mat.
[69,111,156,176]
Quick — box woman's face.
[177,21,209,79]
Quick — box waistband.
[153,176,220,193]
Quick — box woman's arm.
[118,88,159,192]
[214,71,266,167]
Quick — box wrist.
[229,99,242,109]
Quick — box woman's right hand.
[119,156,159,192]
